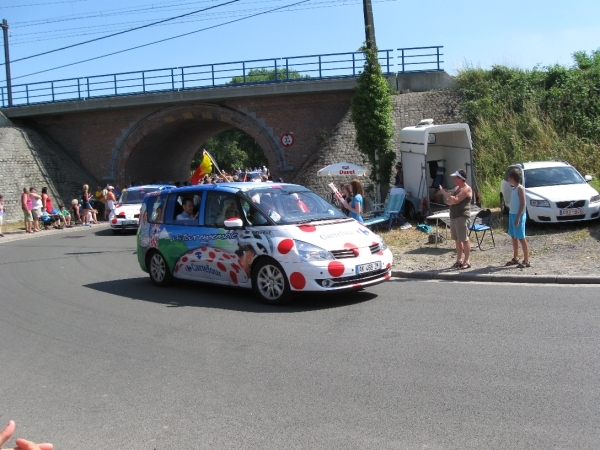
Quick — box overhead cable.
[2,0,239,66]
[12,0,310,81]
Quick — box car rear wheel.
[147,251,173,287]
[252,258,291,305]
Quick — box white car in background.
[500,161,600,223]
[110,184,174,234]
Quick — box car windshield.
[239,172,263,181]
[524,167,585,188]
[244,186,347,225]
[120,189,153,204]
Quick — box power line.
[2,0,239,66]
[0,0,91,9]
[10,0,395,43]
[12,0,311,81]
[12,0,219,27]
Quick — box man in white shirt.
[176,198,198,220]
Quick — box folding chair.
[468,209,495,250]
[363,189,406,231]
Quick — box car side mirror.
[224,218,243,228]
[585,175,593,182]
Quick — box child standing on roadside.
[505,168,530,268]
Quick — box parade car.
[110,184,174,234]
[136,183,393,304]
[500,161,600,223]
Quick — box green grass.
[458,54,600,191]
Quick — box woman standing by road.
[81,184,92,227]
[341,179,365,223]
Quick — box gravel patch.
[385,211,600,278]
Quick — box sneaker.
[400,223,412,230]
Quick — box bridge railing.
[1,46,442,108]
[397,46,444,73]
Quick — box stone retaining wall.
[292,89,462,205]
[0,113,99,223]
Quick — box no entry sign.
[280,132,294,147]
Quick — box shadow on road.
[85,277,378,313]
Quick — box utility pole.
[362,0,376,49]
[362,0,380,202]
[2,19,12,107]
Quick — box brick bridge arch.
[113,103,285,184]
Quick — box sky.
[1,0,599,90]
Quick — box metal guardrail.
[397,46,444,73]
[1,46,443,108]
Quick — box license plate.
[559,208,584,216]
[121,220,137,225]
[356,261,382,274]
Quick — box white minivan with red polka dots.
[137,183,393,304]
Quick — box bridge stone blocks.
[1,77,462,222]
[0,113,100,222]
[295,90,462,201]
[16,91,353,186]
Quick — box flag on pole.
[190,151,213,185]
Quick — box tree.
[229,68,309,84]
[350,45,395,201]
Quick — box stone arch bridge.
[2,72,456,187]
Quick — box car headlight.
[530,199,550,207]
[294,240,334,261]
[379,238,388,251]
[590,195,600,203]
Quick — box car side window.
[240,198,271,226]
[173,192,202,226]
[204,192,241,228]
[146,193,167,224]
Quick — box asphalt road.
[1,227,599,449]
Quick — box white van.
[399,120,477,218]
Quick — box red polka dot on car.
[277,239,294,254]
[182,256,188,262]
[299,224,316,232]
[201,247,208,251]
[217,262,226,271]
[289,272,306,290]
[231,263,241,273]
[111,218,117,224]
[209,251,216,259]
[344,243,359,256]
[328,261,345,277]
[230,271,238,284]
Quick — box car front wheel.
[252,258,291,305]
[147,251,173,287]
